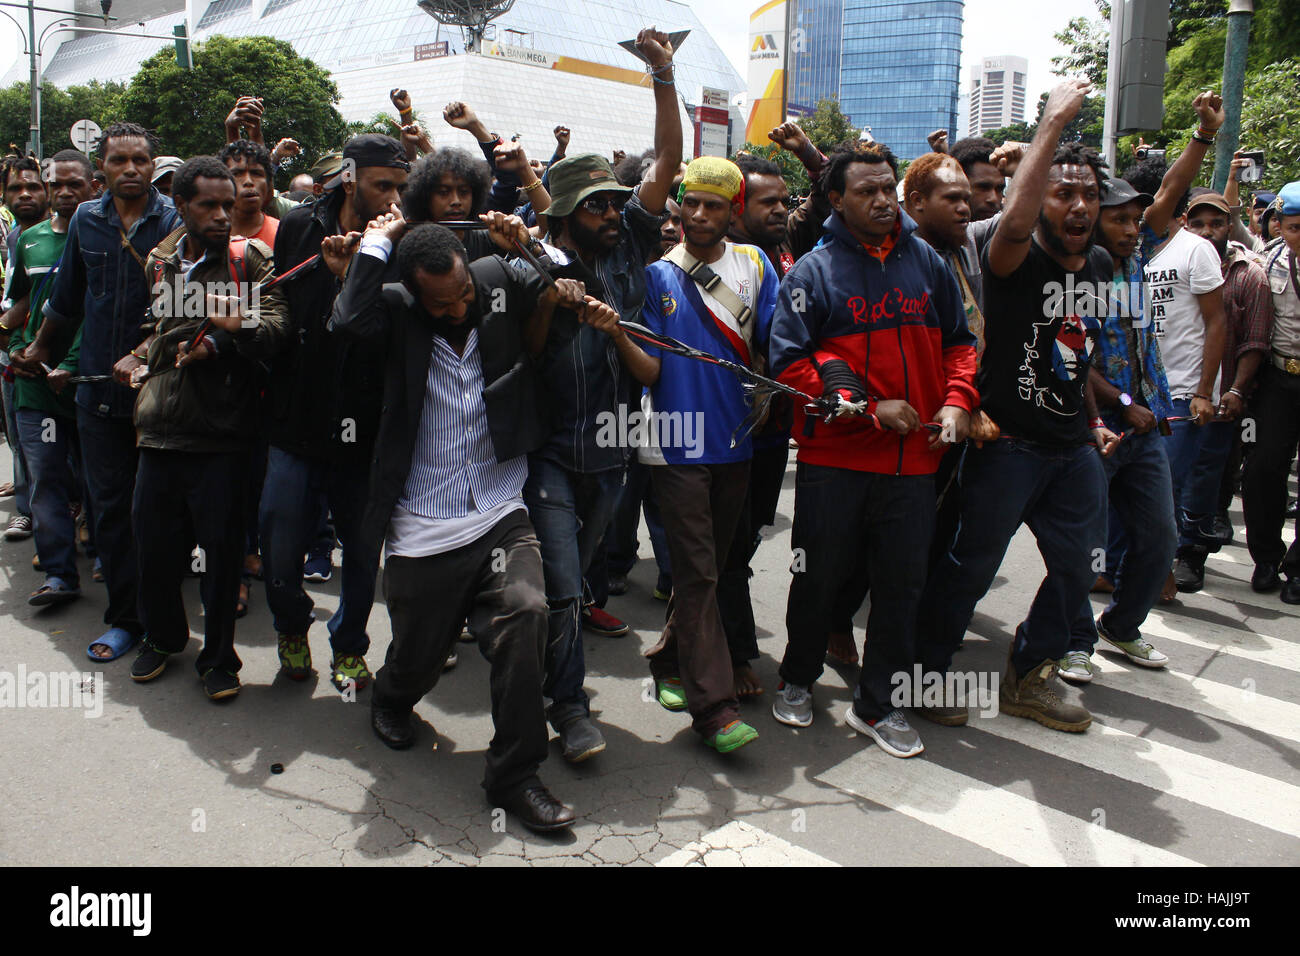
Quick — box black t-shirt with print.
[977,237,1111,446]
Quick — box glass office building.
[786,0,962,159]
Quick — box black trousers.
[780,463,935,721]
[374,510,550,799]
[133,448,248,676]
[1242,366,1300,569]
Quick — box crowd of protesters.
[1,27,1297,832]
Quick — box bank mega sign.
[746,0,787,144]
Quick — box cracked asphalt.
[2,461,1296,866]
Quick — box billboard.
[745,0,787,144]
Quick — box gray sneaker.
[771,681,813,727]
[1097,617,1168,669]
[845,706,924,757]
[1058,650,1095,685]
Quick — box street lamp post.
[1212,0,1254,193]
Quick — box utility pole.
[26,0,38,157]
[1101,0,1126,169]
[1212,0,1254,193]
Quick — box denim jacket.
[1096,249,1174,432]
[42,187,181,420]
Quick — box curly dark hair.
[822,142,899,196]
[1053,142,1109,199]
[402,148,490,222]
[396,222,469,285]
[172,156,235,204]
[2,154,40,192]
[615,149,654,187]
[48,149,95,181]
[949,136,996,177]
[217,139,273,182]
[734,154,783,181]
[1124,156,1185,215]
[98,121,159,159]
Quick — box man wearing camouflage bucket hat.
[519,26,682,764]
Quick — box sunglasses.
[580,194,627,215]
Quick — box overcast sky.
[0,0,1101,117]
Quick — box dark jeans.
[375,510,549,799]
[134,449,247,676]
[259,446,375,654]
[647,461,749,737]
[16,410,79,586]
[3,376,30,516]
[1067,429,1177,651]
[781,464,935,721]
[77,409,142,636]
[608,457,672,587]
[523,456,620,730]
[1242,366,1300,570]
[1182,419,1236,551]
[918,438,1107,680]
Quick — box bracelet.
[652,75,675,86]
[399,108,413,121]
[522,179,545,192]
[1089,418,1106,430]
[1228,386,1245,398]
[131,347,148,360]
[1196,126,1218,139]
[1191,133,1215,146]
[648,62,673,75]
[1191,393,1210,401]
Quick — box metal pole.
[1212,0,1254,193]
[1101,0,1125,169]
[27,0,39,158]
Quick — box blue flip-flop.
[87,627,138,662]
[29,577,81,608]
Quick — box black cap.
[341,134,410,173]
[1100,177,1154,209]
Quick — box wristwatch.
[1118,392,1133,407]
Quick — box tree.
[116,34,347,185]
[0,80,124,157]
[1238,58,1300,189]
[798,98,863,153]
[982,121,1035,145]
[1051,0,1110,87]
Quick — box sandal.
[87,627,139,662]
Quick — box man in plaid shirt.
[1178,191,1274,589]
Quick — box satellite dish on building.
[416,0,517,53]
[70,119,102,153]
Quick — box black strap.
[1289,250,1299,301]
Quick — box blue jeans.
[1181,419,1235,550]
[258,446,375,654]
[1068,429,1177,650]
[16,410,79,586]
[3,376,31,516]
[918,438,1107,679]
[608,457,672,589]
[523,456,620,729]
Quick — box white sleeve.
[1187,236,1226,295]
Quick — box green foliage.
[1239,58,1300,188]
[799,98,863,153]
[982,121,1035,145]
[732,141,811,198]
[982,95,1104,149]
[115,35,347,184]
[1051,0,1110,87]
[0,80,124,157]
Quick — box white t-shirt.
[1145,227,1226,400]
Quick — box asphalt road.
[2,458,1297,866]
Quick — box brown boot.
[999,654,1091,732]
[914,705,969,726]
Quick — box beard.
[1037,211,1091,257]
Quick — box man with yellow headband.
[638,156,779,754]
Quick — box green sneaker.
[1097,619,1169,669]
[277,633,312,680]
[330,653,372,694]
[656,677,687,711]
[705,720,758,753]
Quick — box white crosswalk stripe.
[1136,612,1300,672]
[816,751,1203,866]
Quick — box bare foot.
[826,629,859,667]
[733,662,763,697]
[243,553,262,578]
[1160,571,1178,604]
[88,642,113,659]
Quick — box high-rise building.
[755,0,961,160]
[967,55,1028,137]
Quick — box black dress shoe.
[559,716,606,763]
[371,705,414,749]
[1281,577,1300,606]
[1213,514,1234,545]
[492,784,576,832]
[1251,562,1282,593]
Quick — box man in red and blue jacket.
[767,142,977,758]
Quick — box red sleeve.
[941,343,979,412]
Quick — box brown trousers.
[647,461,751,737]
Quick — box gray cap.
[1100,177,1153,209]
[151,156,182,183]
